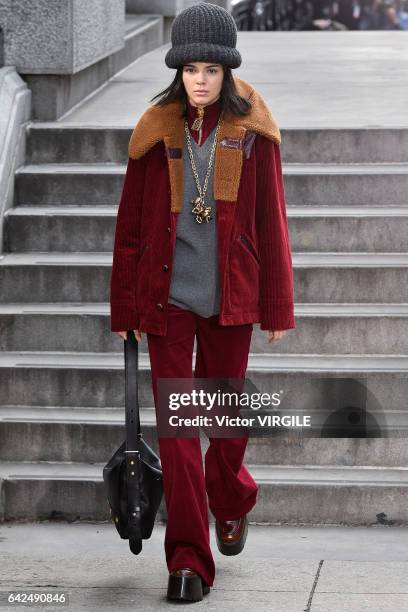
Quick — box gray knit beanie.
[165,3,242,69]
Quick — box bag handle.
[124,330,141,450]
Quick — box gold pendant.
[191,106,204,131]
[191,196,212,224]
[191,117,203,131]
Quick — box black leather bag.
[103,330,163,555]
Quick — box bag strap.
[124,330,141,450]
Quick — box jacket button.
[163,264,169,272]
[156,303,164,310]
[167,226,171,233]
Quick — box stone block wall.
[0,0,125,74]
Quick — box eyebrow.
[184,64,220,68]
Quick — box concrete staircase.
[1,122,408,525]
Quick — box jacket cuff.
[110,302,140,332]
[259,300,296,332]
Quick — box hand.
[117,330,142,343]
[266,329,287,343]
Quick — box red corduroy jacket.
[110,82,295,336]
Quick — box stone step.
[0,406,156,463]
[1,252,407,303]
[25,126,408,165]
[282,128,408,164]
[120,15,164,74]
[14,163,408,207]
[1,302,408,355]
[0,351,407,409]
[284,162,408,206]
[1,460,407,525]
[4,206,116,252]
[4,205,408,253]
[1,406,407,466]
[26,127,131,165]
[15,164,123,207]
[288,205,408,253]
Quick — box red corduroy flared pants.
[146,303,259,588]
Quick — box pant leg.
[147,303,215,587]
[194,314,259,522]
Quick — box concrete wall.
[125,0,232,42]
[0,0,125,74]
[126,0,232,15]
[126,0,200,16]
[0,0,164,120]
[0,67,30,253]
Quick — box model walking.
[110,3,295,603]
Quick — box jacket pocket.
[228,234,260,309]
[239,233,260,264]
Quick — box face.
[182,62,224,107]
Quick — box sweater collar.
[186,95,222,145]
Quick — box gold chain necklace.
[184,112,224,224]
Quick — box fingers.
[116,330,142,342]
[267,330,287,343]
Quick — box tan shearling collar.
[128,76,281,212]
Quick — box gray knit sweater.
[168,124,220,317]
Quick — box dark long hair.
[149,65,252,118]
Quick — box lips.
[195,91,208,94]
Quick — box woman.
[110,3,295,603]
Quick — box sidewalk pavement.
[0,522,407,611]
[57,31,408,129]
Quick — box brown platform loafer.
[167,567,210,601]
[215,514,248,556]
